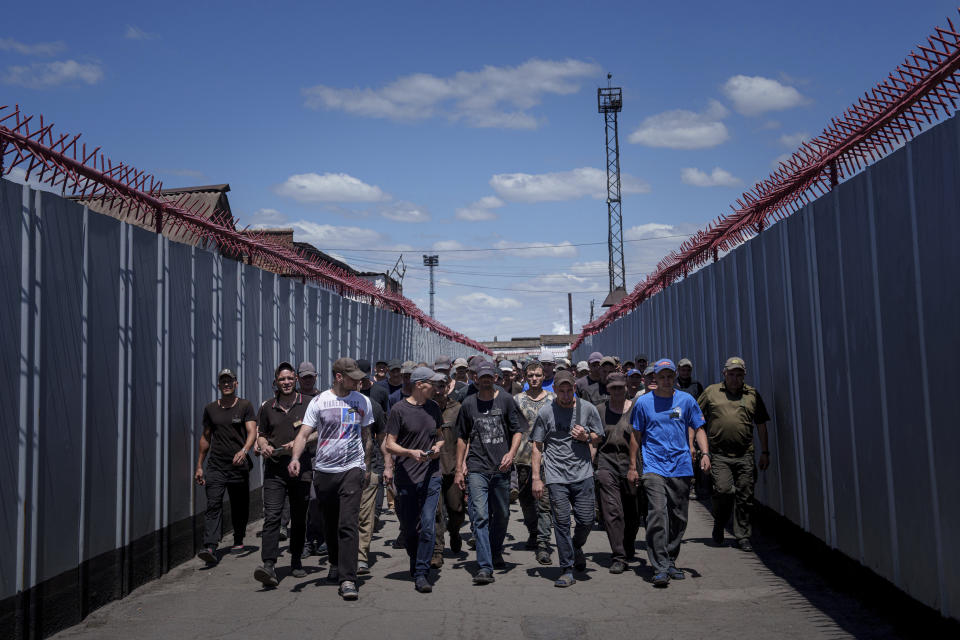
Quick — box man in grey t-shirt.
[531,370,603,587]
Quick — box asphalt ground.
[51,495,935,639]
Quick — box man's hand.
[455,470,466,491]
[194,466,205,485]
[627,469,639,487]
[260,443,275,458]
[758,452,770,471]
[410,449,427,463]
[532,478,544,500]
[570,424,589,442]
[383,466,394,485]
[498,450,514,472]
[232,449,247,466]
[700,454,711,473]
[363,471,371,489]
[288,459,301,478]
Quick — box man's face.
[589,361,601,378]
[644,373,657,389]
[723,368,745,392]
[678,365,692,380]
[608,384,626,401]
[627,374,642,394]
[501,370,514,385]
[375,362,387,378]
[601,363,615,381]
[388,367,402,385]
[477,374,495,392]
[218,377,237,396]
[555,382,575,406]
[360,377,372,391]
[402,373,412,388]
[433,377,449,403]
[454,366,467,382]
[298,374,317,394]
[654,369,675,392]
[337,372,360,392]
[417,379,436,400]
[541,362,555,378]
[276,370,297,395]
[637,359,648,372]
[526,367,544,390]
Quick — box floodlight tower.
[423,254,439,317]
[598,73,626,307]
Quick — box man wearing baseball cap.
[627,359,710,587]
[576,351,606,404]
[376,359,405,397]
[388,361,417,410]
[287,357,375,601]
[697,357,770,551]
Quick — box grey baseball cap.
[297,361,317,377]
[411,366,445,384]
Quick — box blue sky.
[3,0,956,340]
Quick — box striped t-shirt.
[303,389,374,473]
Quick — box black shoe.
[338,581,359,600]
[712,521,724,545]
[316,542,328,555]
[667,566,684,580]
[301,541,315,559]
[736,538,753,552]
[536,549,552,565]
[450,532,462,554]
[279,526,289,542]
[473,569,495,585]
[327,567,339,583]
[492,554,506,570]
[415,576,433,593]
[291,564,307,579]
[392,536,405,549]
[652,571,670,587]
[609,560,626,574]
[525,534,537,550]
[254,562,279,587]
[197,547,217,565]
[573,547,586,572]
[467,537,476,550]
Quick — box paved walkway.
[54,498,901,639]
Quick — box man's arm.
[627,430,640,486]
[455,438,468,489]
[195,427,212,485]
[531,441,545,499]
[233,420,256,466]
[287,426,313,477]
[694,427,711,473]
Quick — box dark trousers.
[466,472,510,572]
[596,469,640,562]
[643,473,690,573]
[397,475,442,578]
[516,464,552,550]
[305,484,325,546]
[711,454,756,540]
[313,467,364,584]
[547,477,595,572]
[434,473,466,555]
[261,467,309,564]
[202,469,250,549]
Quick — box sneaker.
[492,554,506,570]
[327,567,339,583]
[316,542,328,555]
[197,547,217,564]
[609,560,627,574]
[712,521,724,545]
[524,534,537,550]
[573,547,586,572]
[279,526,289,542]
[467,537,476,550]
[357,561,370,575]
[392,536,405,549]
[736,538,753,552]
[652,571,670,587]
[230,543,245,553]
[415,576,433,593]
[338,581,359,601]
[450,532,462,554]
[554,572,576,588]
[291,565,307,579]
[536,549,552,565]
[667,566,684,580]
[431,553,444,569]
[254,562,279,587]
[301,541,315,559]
[510,488,519,503]
[473,569,495,585]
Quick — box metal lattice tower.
[422,254,439,317]
[598,74,626,307]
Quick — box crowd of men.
[194,349,770,599]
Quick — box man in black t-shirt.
[454,362,526,585]
[357,359,387,575]
[384,366,446,593]
[376,359,404,396]
[298,361,326,559]
[195,368,257,565]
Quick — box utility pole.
[589,299,595,322]
[422,254,439,317]
[598,73,627,307]
[568,293,573,335]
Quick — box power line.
[315,233,692,254]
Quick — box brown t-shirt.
[697,383,770,457]
[596,401,639,478]
[437,399,462,475]
[202,397,256,480]
[514,390,554,466]
[257,393,312,481]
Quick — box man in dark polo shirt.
[376,359,404,396]
[253,362,312,586]
[455,361,526,585]
[374,358,388,383]
[384,366,446,593]
[388,361,416,410]
[697,357,771,552]
[195,368,257,565]
[576,351,605,404]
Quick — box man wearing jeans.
[455,361,525,585]
[289,358,374,601]
[628,359,711,588]
[531,370,603,588]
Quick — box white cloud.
[624,222,681,240]
[680,166,741,187]
[247,208,288,225]
[455,292,522,309]
[722,75,807,116]
[0,38,65,56]
[628,100,730,149]
[381,200,430,223]
[490,167,649,203]
[303,58,601,129]
[1,60,103,88]
[432,240,465,251]
[569,260,608,276]
[283,220,384,249]
[492,240,577,258]
[779,131,809,147]
[124,25,158,40]
[274,172,389,203]
[4,166,61,194]
[760,120,781,130]
[455,195,504,221]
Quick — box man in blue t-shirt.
[628,358,711,588]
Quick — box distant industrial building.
[482,334,579,360]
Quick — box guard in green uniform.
[697,357,771,552]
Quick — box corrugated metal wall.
[573,113,960,619]
[0,178,479,636]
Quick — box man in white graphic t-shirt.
[290,357,374,601]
